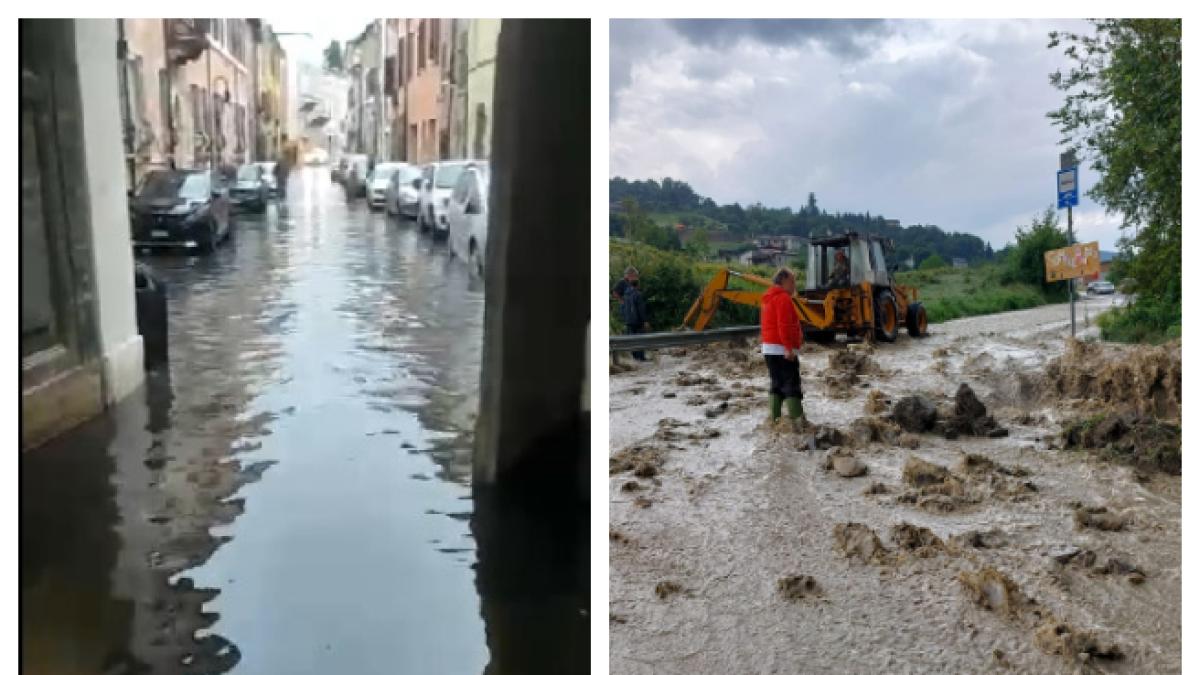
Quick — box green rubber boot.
[785,397,808,429]
[769,394,783,421]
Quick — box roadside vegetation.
[1048,19,1181,343]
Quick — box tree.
[806,192,818,215]
[324,40,344,72]
[685,229,711,260]
[1004,207,1069,293]
[919,253,947,270]
[1049,19,1181,338]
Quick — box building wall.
[403,19,445,164]
[466,19,500,160]
[121,20,170,183]
[76,19,145,404]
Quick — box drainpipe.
[161,20,176,167]
[116,19,136,188]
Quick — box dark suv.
[130,169,232,254]
[229,163,271,212]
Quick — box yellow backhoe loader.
[681,232,928,343]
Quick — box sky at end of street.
[609,18,1125,251]
[267,18,376,65]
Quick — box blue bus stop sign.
[1057,167,1079,208]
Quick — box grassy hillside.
[896,266,1058,323]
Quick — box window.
[397,37,406,86]
[430,19,439,64]
[418,21,426,71]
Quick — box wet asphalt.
[20,167,585,674]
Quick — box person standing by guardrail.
[761,267,807,429]
[620,277,650,362]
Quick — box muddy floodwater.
[610,295,1181,674]
[21,168,583,674]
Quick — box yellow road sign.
[1044,241,1100,282]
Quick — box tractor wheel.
[874,291,899,343]
[906,302,928,338]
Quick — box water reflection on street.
[22,168,503,674]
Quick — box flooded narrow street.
[21,167,555,674]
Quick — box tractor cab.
[806,233,893,290]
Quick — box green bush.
[1097,297,1182,344]
[610,240,765,332]
[919,253,947,270]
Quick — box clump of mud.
[938,384,1007,438]
[825,349,879,397]
[1074,506,1126,532]
[892,395,938,433]
[952,529,1008,550]
[863,482,891,496]
[1033,618,1124,664]
[798,425,846,452]
[777,575,821,600]
[897,433,921,450]
[1061,411,1181,475]
[610,528,632,545]
[1044,338,1181,420]
[1050,546,1146,584]
[891,522,945,557]
[610,444,669,478]
[958,566,1031,618]
[958,453,1029,478]
[655,581,684,599]
[898,456,976,513]
[821,447,868,478]
[864,390,891,415]
[833,522,890,564]
[673,372,718,387]
[848,416,903,446]
[620,480,643,492]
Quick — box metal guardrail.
[609,326,760,352]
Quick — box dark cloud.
[609,20,674,116]
[666,19,894,58]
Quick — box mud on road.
[609,295,1181,674]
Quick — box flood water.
[21,167,586,674]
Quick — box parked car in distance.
[447,162,490,276]
[255,161,278,196]
[1087,280,1116,295]
[229,163,270,213]
[332,156,348,184]
[386,164,424,219]
[129,169,232,253]
[417,160,471,236]
[366,162,407,211]
[343,154,370,199]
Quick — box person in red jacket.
[761,268,807,427]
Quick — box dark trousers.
[626,324,646,361]
[764,354,803,399]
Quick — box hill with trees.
[609,177,994,267]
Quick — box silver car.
[386,164,424,219]
[417,161,471,236]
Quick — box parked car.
[343,154,370,199]
[417,160,471,236]
[229,163,270,213]
[129,169,232,253]
[447,162,490,276]
[255,161,278,196]
[386,164,424,219]
[1087,280,1116,295]
[366,162,408,211]
[332,156,348,184]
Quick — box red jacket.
[761,285,803,351]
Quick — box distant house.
[952,257,968,269]
[754,235,805,251]
[739,245,797,268]
[883,219,901,228]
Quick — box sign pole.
[1067,204,1075,337]
[1059,150,1078,338]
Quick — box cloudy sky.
[610,19,1122,250]
[267,17,375,64]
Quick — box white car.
[446,162,489,276]
[386,164,424,219]
[366,162,408,211]
[254,161,278,196]
[417,160,471,237]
